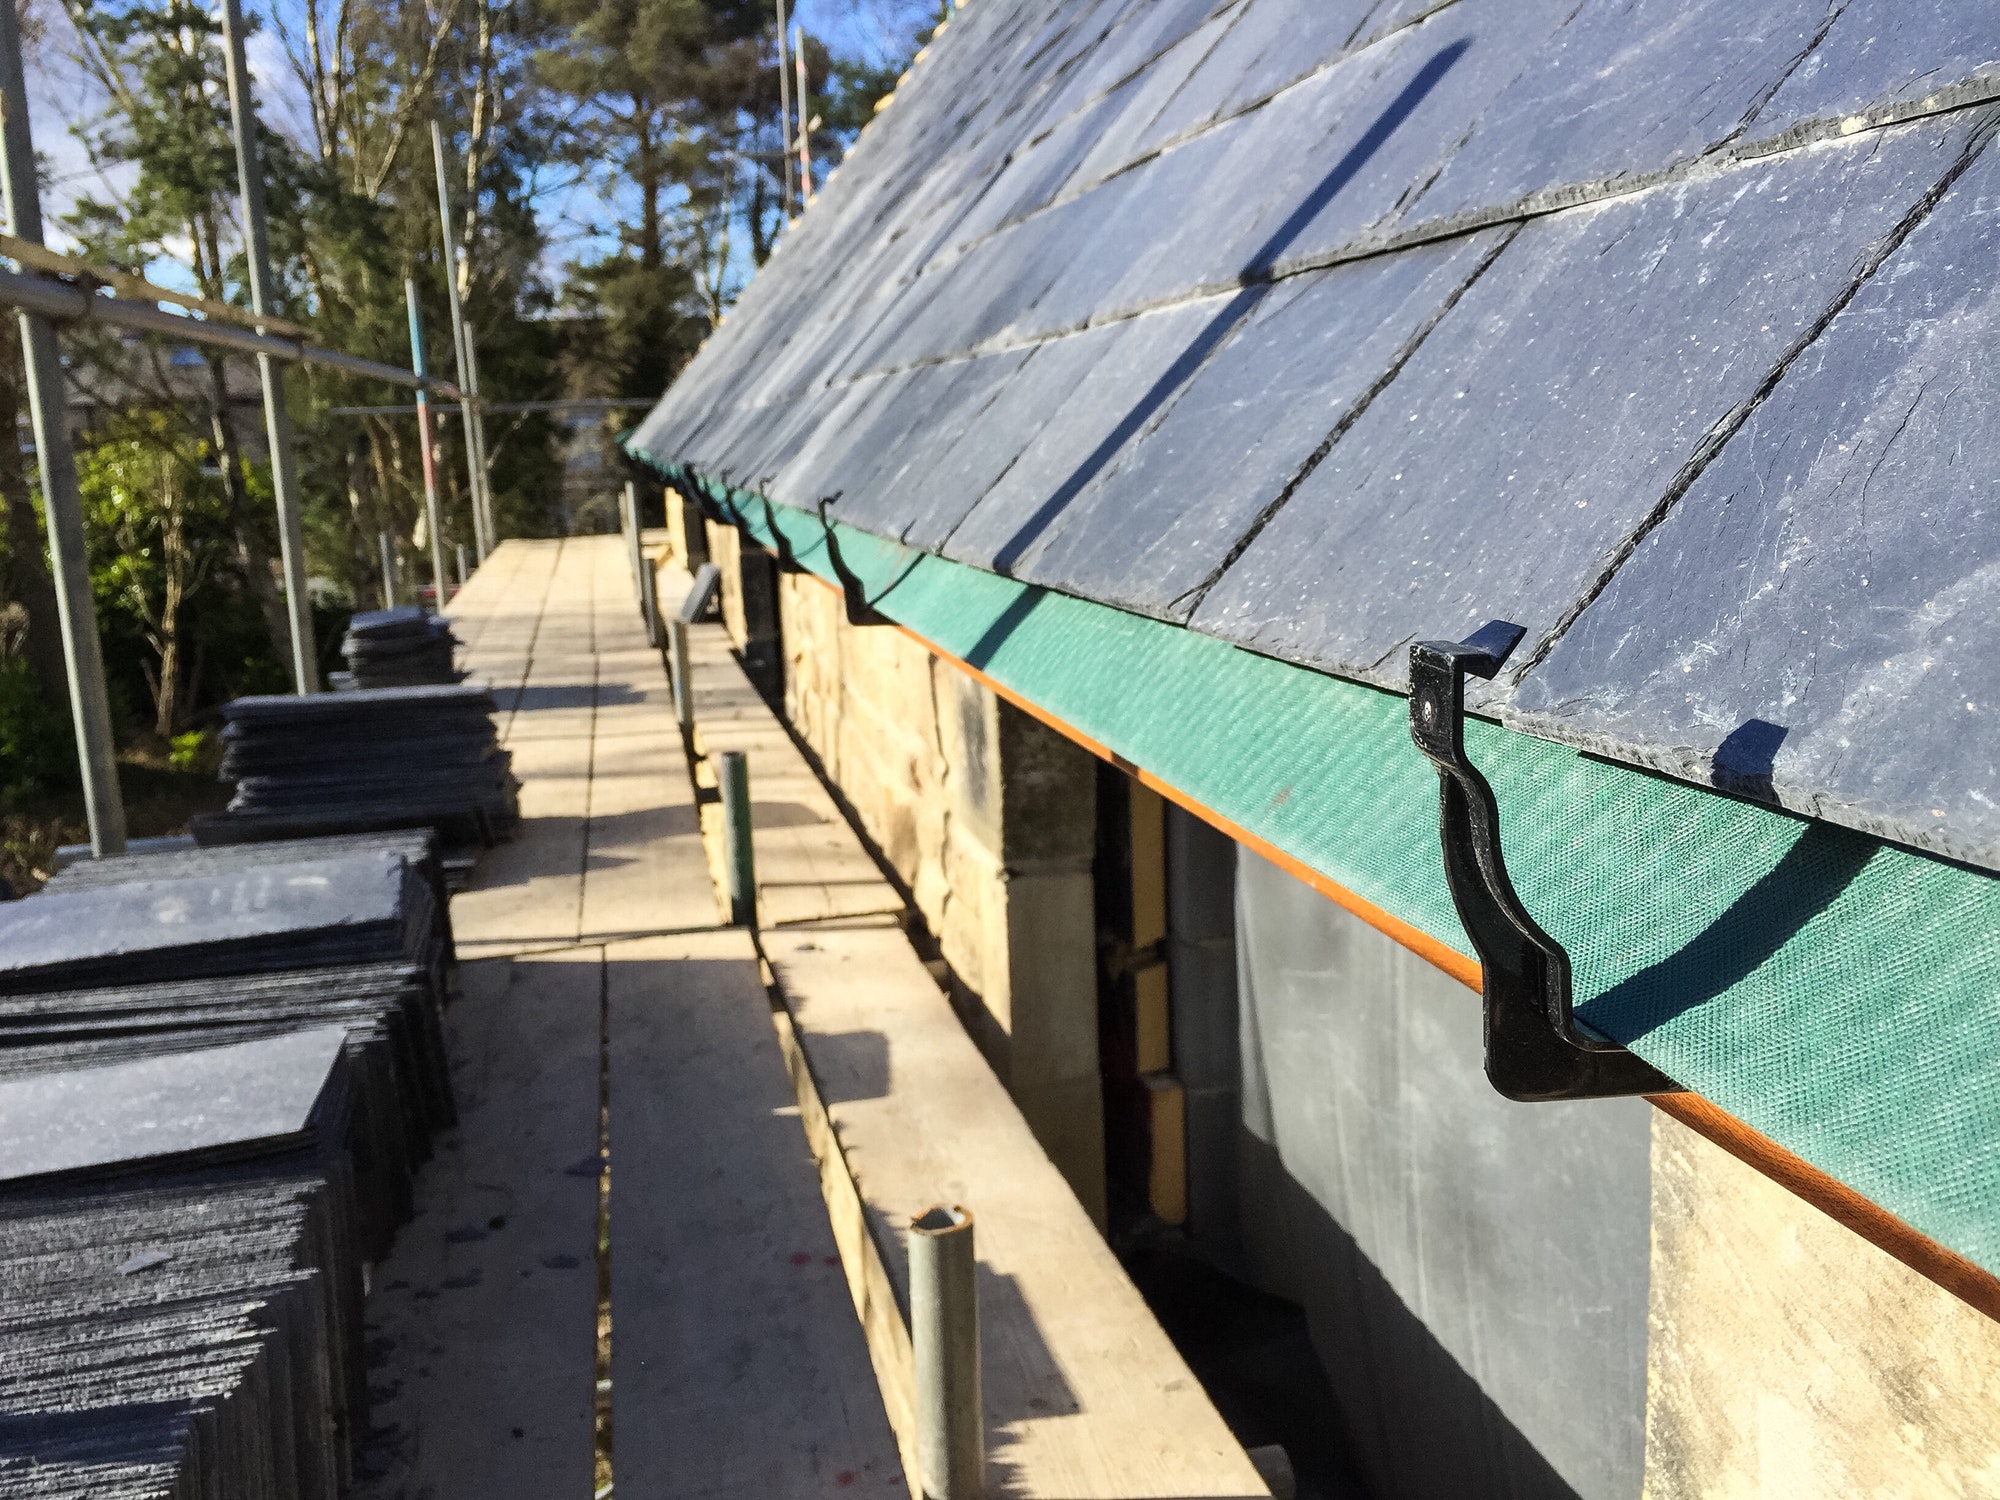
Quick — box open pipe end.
[912,1204,973,1237]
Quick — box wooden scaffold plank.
[606,930,906,1499]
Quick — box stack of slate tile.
[0,849,453,1251]
[0,1029,370,1498]
[0,850,445,990]
[192,685,520,847]
[46,827,468,920]
[330,605,462,691]
[0,842,462,1495]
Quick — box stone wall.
[774,566,1107,1222]
[1644,1112,2000,1498]
[702,520,780,698]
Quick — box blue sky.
[22,0,943,295]
[543,0,945,272]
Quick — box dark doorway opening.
[1092,762,1374,1500]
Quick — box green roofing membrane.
[645,462,2000,1278]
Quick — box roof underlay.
[628,0,2000,1284]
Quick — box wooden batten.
[1143,1073,1189,1227]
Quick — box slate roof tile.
[631,0,2000,868]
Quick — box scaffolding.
[0,2,497,854]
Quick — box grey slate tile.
[1043,0,1566,333]
[1191,113,1990,693]
[1062,6,1247,188]
[0,854,412,989]
[1401,0,1844,231]
[941,296,1245,570]
[1204,0,1409,122]
[876,183,1143,369]
[1513,132,2000,870]
[897,328,1143,553]
[1125,0,1317,151]
[1739,0,2000,146]
[764,372,901,501]
[1004,164,1216,342]
[0,1028,348,1184]
[818,349,1040,536]
[932,87,1135,257]
[724,385,852,492]
[1013,228,1510,617]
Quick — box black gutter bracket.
[758,494,804,574]
[671,472,724,527]
[1409,622,1683,1102]
[816,495,892,626]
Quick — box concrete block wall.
[1164,803,1242,1258]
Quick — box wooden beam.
[606,930,906,1499]
[1142,1073,1188,1228]
[354,954,603,1498]
[0,230,309,337]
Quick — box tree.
[77,413,224,738]
[0,319,68,710]
[59,0,303,666]
[274,0,569,548]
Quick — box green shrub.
[167,727,210,771]
[0,659,75,795]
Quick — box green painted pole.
[912,1204,983,1499]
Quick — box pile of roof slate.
[46,827,469,913]
[331,605,461,691]
[0,1032,367,1498]
[193,686,520,847]
[0,850,444,991]
[0,840,461,1496]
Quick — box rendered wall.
[1644,1113,2000,1498]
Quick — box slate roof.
[630,0,2000,874]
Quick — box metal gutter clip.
[816,496,893,626]
[1409,622,1682,1102]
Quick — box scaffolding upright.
[221,0,318,693]
[431,121,497,561]
[0,0,125,853]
